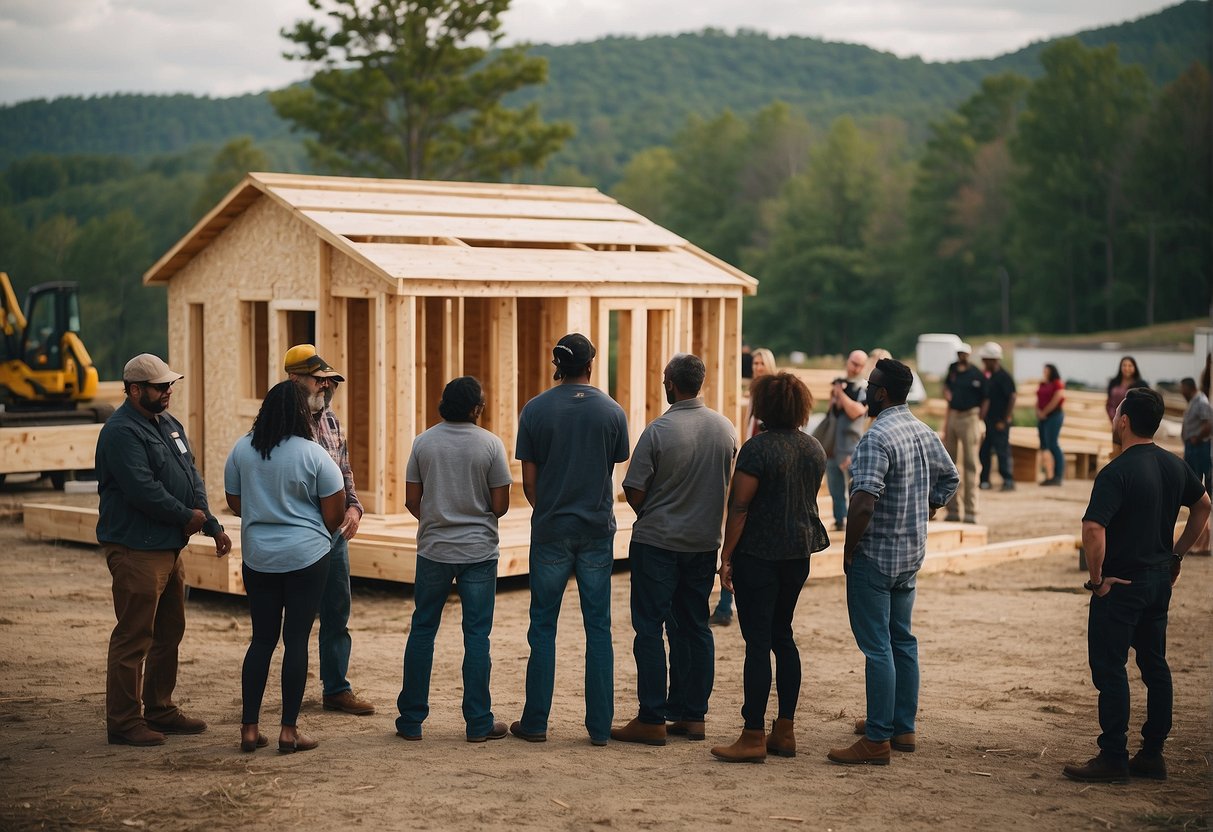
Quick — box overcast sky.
[0,0,1179,106]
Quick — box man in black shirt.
[942,343,987,522]
[977,342,1016,492]
[1063,388,1210,783]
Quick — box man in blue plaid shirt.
[285,345,375,717]
[828,358,958,766]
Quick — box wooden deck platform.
[13,494,1077,596]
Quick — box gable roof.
[144,172,757,294]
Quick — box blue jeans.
[1088,567,1173,759]
[520,535,614,742]
[396,556,498,738]
[845,553,919,741]
[826,457,849,526]
[1037,410,1065,482]
[1183,441,1211,494]
[628,541,715,724]
[318,532,353,696]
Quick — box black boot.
[1128,750,1167,780]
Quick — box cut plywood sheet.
[271,188,637,223]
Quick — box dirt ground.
[0,479,1210,832]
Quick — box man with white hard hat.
[978,342,1016,492]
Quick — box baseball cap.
[123,353,184,384]
[552,333,596,376]
[284,344,345,382]
[978,341,1004,360]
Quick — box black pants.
[241,554,331,726]
[1088,567,1172,759]
[979,421,1013,483]
[732,554,810,730]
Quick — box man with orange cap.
[285,344,374,716]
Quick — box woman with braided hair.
[224,380,346,754]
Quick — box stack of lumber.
[22,494,1074,595]
[0,423,102,477]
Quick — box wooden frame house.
[132,173,758,587]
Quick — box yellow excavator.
[1,271,112,486]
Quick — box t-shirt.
[1036,379,1065,413]
[984,368,1016,424]
[831,378,868,460]
[623,398,737,552]
[224,435,345,573]
[516,384,630,544]
[1182,392,1213,443]
[1082,443,1204,575]
[945,362,987,411]
[406,421,513,563]
[734,430,830,561]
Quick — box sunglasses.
[140,381,175,392]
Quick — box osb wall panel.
[330,247,389,297]
[166,197,319,507]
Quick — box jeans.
[845,553,919,742]
[826,457,849,526]
[1037,410,1065,482]
[1184,440,1212,495]
[519,535,615,742]
[732,553,810,730]
[713,587,734,617]
[979,420,1013,484]
[396,556,498,739]
[628,541,716,724]
[319,532,354,697]
[242,554,331,726]
[1088,567,1173,759]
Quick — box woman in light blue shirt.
[225,381,345,754]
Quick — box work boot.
[323,690,376,715]
[1062,754,1130,783]
[107,724,167,747]
[467,720,508,743]
[1000,481,1016,492]
[147,713,207,735]
[710,729,767,763]
[610,718,667,746]
[766,718,795,758]
[667,720,706,741]
[828,737,891,765]
[1128,750,1167,780]
[853,718,915,752]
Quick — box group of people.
[94,334,1210,783]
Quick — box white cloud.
[0,0,1179,105]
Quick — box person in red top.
[1036,364,1066,486]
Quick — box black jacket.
[95,400,221,551]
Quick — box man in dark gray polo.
[611,353,737,746]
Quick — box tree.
[271,0,572,181]
[192,137,270,217]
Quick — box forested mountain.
[0,1,1208,376]
[0,1,1206,183]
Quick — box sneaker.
[979,481,992,491]
[323,691,376,716]
[1062,754,1129,783]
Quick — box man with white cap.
[284,344,375,716]
[96,353,232,747]
[941,342,987,523]
[978,341,1016,492]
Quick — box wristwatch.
[1083,577,1104,591]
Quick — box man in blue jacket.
[96,353,231,747]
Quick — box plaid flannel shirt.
[849,405,958,575]
[314,407,362,517]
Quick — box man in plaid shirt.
[285,345,375,716]
[828,358,958,766]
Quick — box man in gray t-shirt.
[396,377,512,743]
[511,333,629,747]
[611,353,737,747]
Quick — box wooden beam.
[0,424,103,475]
[489,297,519,458]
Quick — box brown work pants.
[105,544,186,734]
[944,408,980,520]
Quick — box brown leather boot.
[667,720,706,741]
[711,729,767,763]
[853,718,916,752]
[828,737,891,765]
[610,718,667,746]
[767,718,795,758]
[322,690,376,715]
[107,724,166,747]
